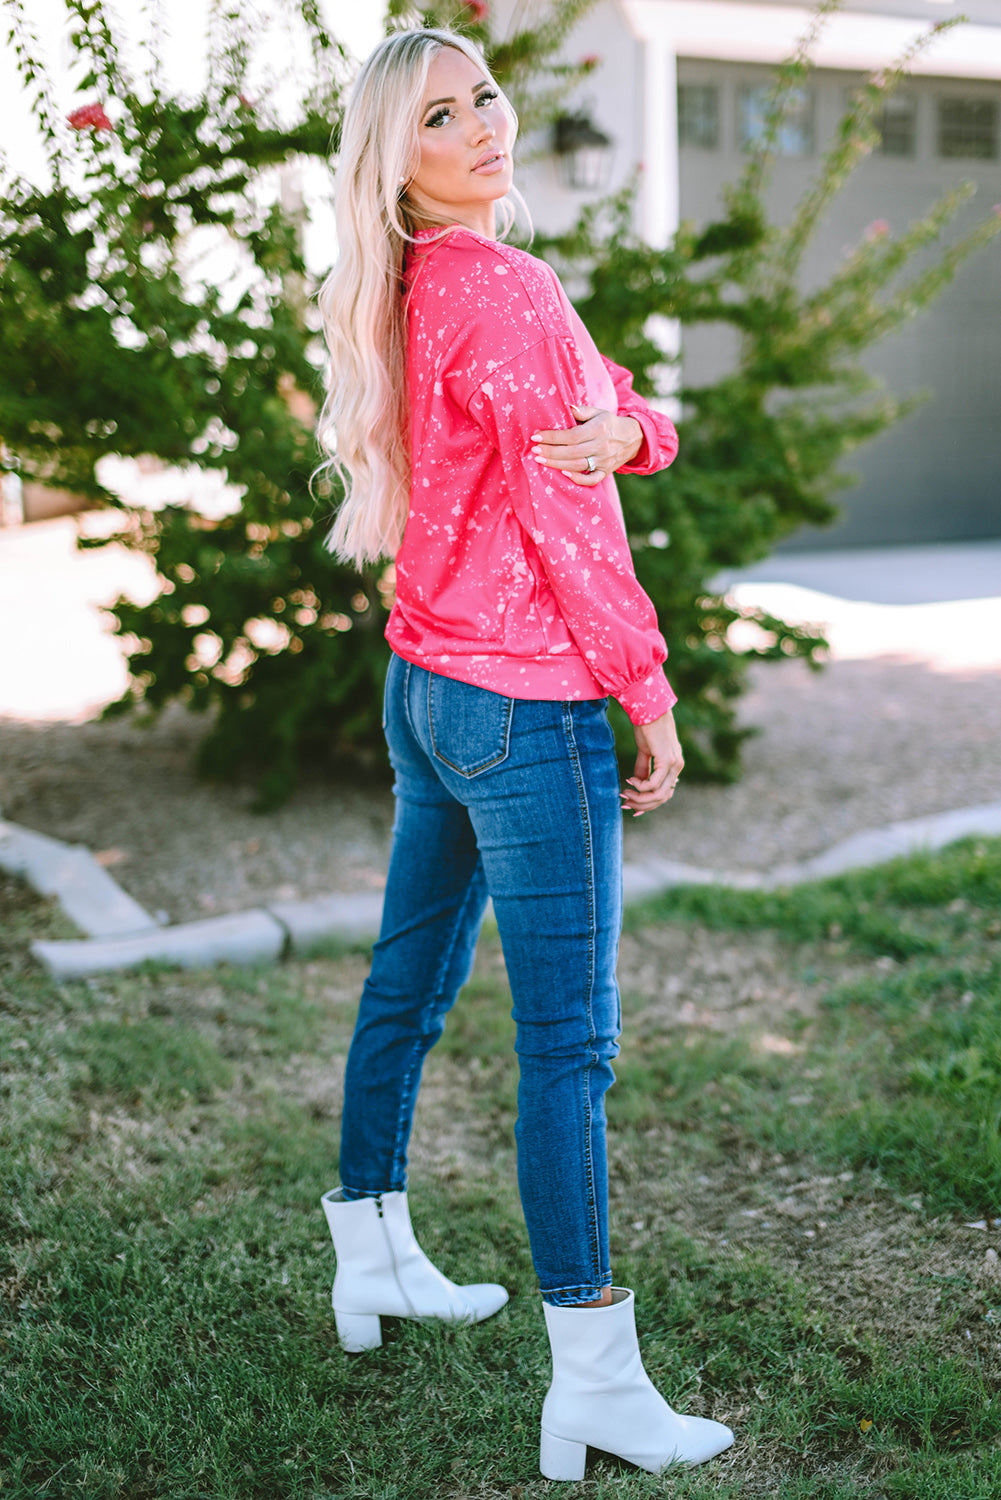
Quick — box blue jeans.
[339,654,623,1305]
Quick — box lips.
[472,150,506,173]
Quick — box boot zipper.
[375,1194,416,1315]
[375,1194,398,1270]
[376,1194,394,1263]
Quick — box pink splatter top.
[386,225,679,725]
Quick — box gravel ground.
[1,650,998,926]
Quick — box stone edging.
[3,803,1001,980]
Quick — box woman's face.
[407,47,514,238]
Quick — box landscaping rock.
[267,891,385,951]
[0,818,157,937]
[32,908,286,979]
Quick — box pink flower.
[580,53,601,70]
[67,102,114,132]
[465,0,489,20]
[865,219,890,241]
[238,93,255,111]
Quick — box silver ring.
[585,455,597,473]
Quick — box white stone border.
[4,805,1001,980]
[0,819,159,939]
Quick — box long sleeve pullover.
[385,226,679,724]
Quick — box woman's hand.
[620,709,684,817]
[531,404,644,486]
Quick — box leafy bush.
[2,0,999,802]
[1,0,596,806]
[534,11,1001,773]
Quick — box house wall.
[500,0,646,235]
[676,58,1001,547]
[496,0,1001,548]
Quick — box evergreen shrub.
[2,0,998,802]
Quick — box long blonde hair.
[316,28,521,568]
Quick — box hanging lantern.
[553,110,614,191]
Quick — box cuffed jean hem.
[340,1183,400,1201]
[542,1276,615,1307]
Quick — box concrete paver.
[24,798,1001,977]
[267,891,387,953]
[0,818,158,937]
[33,907,287,979]
[5,521,1000,977]
[767,802,1001,883]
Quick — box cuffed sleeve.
[600,355,679,476]
[616,668,677,723]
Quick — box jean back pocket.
[427,673,513,778]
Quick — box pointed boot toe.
[652,1412,735,1468]
[460,1280,510,1324]
[540,1288,734,1479]
[321,1188,508,1351]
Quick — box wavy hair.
[316,28,522,567]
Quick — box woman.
[315,26,733,1482]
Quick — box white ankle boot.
[540,1288,734,1479]
[321,1187,509,1352]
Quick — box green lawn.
[2,839,1000,1498]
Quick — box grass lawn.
[2,839,1000,1498]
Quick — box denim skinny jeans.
[339,653,623,1305]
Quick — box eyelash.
[425,90,498,129]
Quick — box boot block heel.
[335,1309,382,1353]
[540,1429,587,1481]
